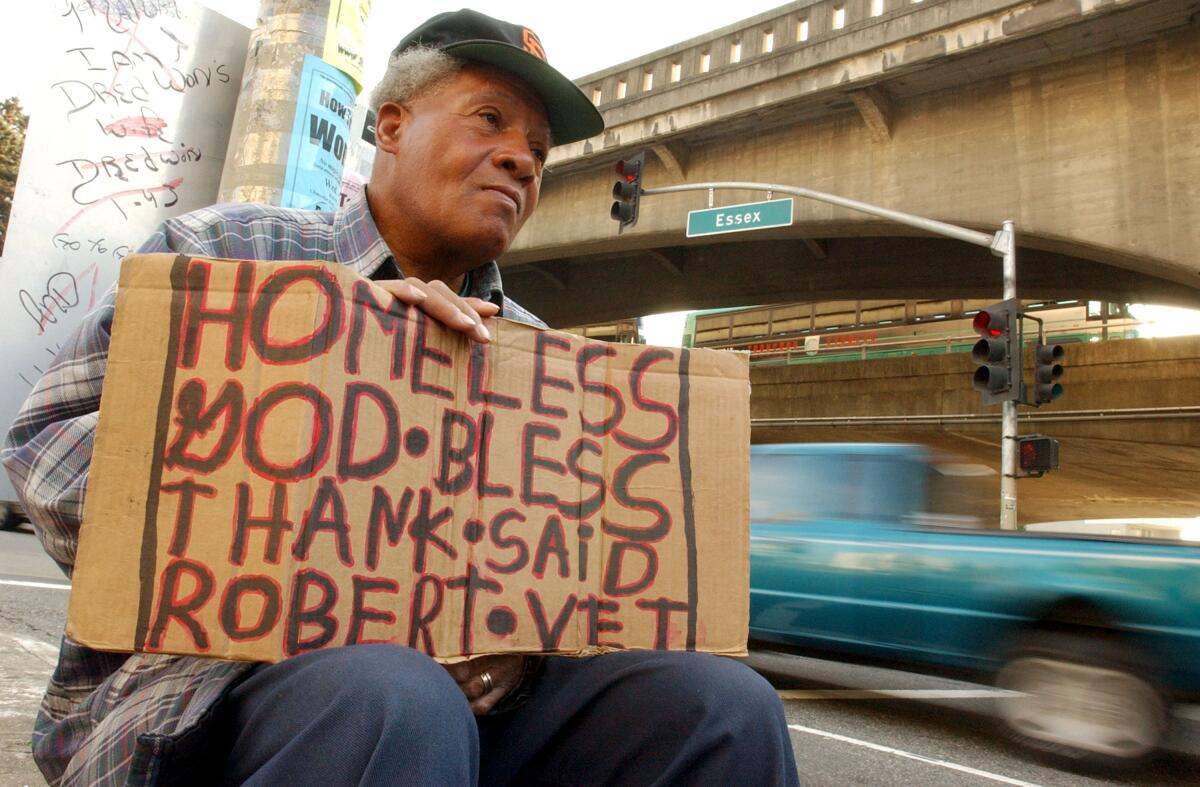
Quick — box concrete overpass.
[500,0,1200,327]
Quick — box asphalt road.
[0,526,68,787]
[749,650,1200,786]
[3,528,1199,786]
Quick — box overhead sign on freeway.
[686,198,794,238]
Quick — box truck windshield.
[751,451,926,523]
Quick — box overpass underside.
[503,234,1194,328]
[501,0,1200,328]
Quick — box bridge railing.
[577,0,948,112]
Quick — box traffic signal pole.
[636,180,1020,529]
[999,219,1018,530]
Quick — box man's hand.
[444,654,525,715]
[372,277,499,343]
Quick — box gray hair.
[369,46,464,114]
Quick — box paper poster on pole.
[281,55,356,212]
[323,0,372,93]
[68,254,751,662]
[0,0,248,503]
[339,105,376,209]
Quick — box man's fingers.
[441,655,525,714]
[376,277,493,343]
[464,297,501,318]
[425,279,491,342]
[444,661,472,683]
[371,278,427,304]
[469,662,520,715]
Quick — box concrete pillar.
[218,0,333,205]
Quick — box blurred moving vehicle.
[748,443,1200,767]
[0,500,29,532]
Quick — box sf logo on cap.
[521,29,546,61]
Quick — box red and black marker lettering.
[364,485,415,572]
[249,266,345,365]
[337,382,401,482]
[407,574,444,656]
[445,562,502,655]
[346,279,409,378]
[614,348,678,451]
[284,568,339,656]
[525,590,577,652]
[411,310,453,400]
[163,379,244,473]
[468,341,521,409]
[145,557,214,652]
[486,509,528,575]
[159,477,216,557]
[243,383,333,482]
[434,409,476,495]
[635,597,692,650]
[576,343,624,436]
[219,574,282,643]
[292,476,354,567]
[179,259,253,371]
[230,481,293,566]
[531,332,574,418]
[345,575,400,646]
[602,540,657,597]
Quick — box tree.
[0,97,29,252]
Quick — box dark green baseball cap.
[391,8,605,146]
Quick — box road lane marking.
[0,579,70,590]
[779,689,1019,700]
[788,724,1045,787]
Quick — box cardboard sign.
[70,255,751,663]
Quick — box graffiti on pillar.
[0,0,249,500]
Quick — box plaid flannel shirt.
[1,190,544,786]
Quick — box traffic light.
[1018,434,1059,476]
[971,299,1021,404]
[610,152,645,232]
[1033,342,1064,405]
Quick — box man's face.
[375,65,552,265]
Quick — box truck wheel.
[996,630,1166,767]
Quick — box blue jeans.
[214,644,799,786]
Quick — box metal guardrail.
[752,406,1200,428]
[735,318,1145,364]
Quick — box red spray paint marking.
[103,116,170,138]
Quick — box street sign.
[686,198,794,237]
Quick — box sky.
[3,0,1195,344]
[1,1,788,105]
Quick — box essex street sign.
[685,198,794,238]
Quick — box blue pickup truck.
[748,442,1200,766]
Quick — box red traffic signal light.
[610,152,645,232]
[971,299,1021,405]
[1018,434,1059,476]
[972,310,1003,338]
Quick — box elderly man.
[3,9,799,786]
